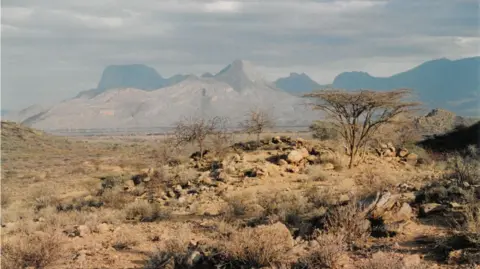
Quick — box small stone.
[278,159,288,166]
[398,148,409,157]
[167,190,176,198]
[178,196,186,204]
[338,194,350,204]
[97,223,111,234]
[308,240,319,249]
[394,203,413,221]
[142,177,151,182]
[175,185,183,192]
[286,165,300,173]
[420,203,446,216]
[77,225,90,237]
[124,180,135,190]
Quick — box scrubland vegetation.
[1,90,479,268]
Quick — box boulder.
[287,148,309,163]
[386,203,413,222]
[320,163,334,170]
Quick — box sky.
[2,0,479,110]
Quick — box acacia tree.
[304,89,420,168]
[239,107,275,144]
[174,116,227,160]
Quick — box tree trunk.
[199,141,204,160]
[256,133,260,145]
[348,154,354,169]
[348,144,355,169]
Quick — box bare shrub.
[169,166,198,187]
[2,232,63,269]
[174,116,228,160]
[239,107,275,144]
[301,232,347,269]
[465,194,480,234]
[258,190,311,224]
[98,187,131,209]
[305,89,420,168]
[28,187,58,212]
[447,146,479,185]
[153,137,183,166]
[144,225,192,269]
[124,200,170,222]
[324,200,369,244]
[306,166,330,182]
[317,153,344,171]
[222,223,294,267]
[223,191,260,218]
[310,121,339,141]
[354,168,396,194]
[304,186,336,207]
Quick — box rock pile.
[376,142,418,165]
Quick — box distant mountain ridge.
[331,57,480,116]
[6,56,479,130]
[76,64,189,98]
[274,73,326,95]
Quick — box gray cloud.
[2,0,478,109]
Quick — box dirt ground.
[1,121,478,269]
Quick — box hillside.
[0,121,71,156]
[332,57,480,115]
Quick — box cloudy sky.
[2,0,479,109]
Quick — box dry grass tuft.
[223,191,260,218]
[258,190,310,224]
[301,232,347,269]
[304,185,336,207]
[124,200,170,222]
[222,223,294,267]
[112,230,139,251]
[2,232,63,269]
[306,165,330,182]
[144,225,192,269]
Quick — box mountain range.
[17,60,319,130]
[331,57,479,115]
[5,56,479,130]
